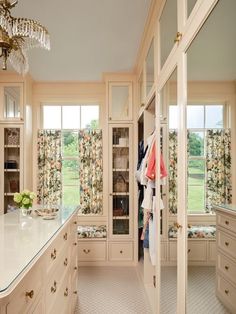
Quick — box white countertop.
[0,207,77,293]
[214,204,236,215]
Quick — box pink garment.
[146,141,167,180]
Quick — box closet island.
[0,207,78,314]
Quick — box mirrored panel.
[161,68,177,313]
[4,86,20,118]
[145,39,154,96]
[160,0,177,68]
[187,0,236,312]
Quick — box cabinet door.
[108,82,132,121]
[109,125,133,238]
[0,125,23,214]
[0,83,23,121]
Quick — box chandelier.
[0,0,50,74]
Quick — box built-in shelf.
[4,145,20,148]
[112,216,129,220]
[113,168,129,172]
[112,145,129,148]
[4,169,19,172]
[111,192,129,196]
[4,193,15,196]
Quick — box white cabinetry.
[215,206,236,314]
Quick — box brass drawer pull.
[225,242,229,247]
[83,249,90,254]
[74,266,78,270]
[63,232,68,240]
[120,250,123,254]
[225,265,229,271]
[74,221,77,225]
[25,290,34,299]
[187,249,191,253]
[225,220,229,225]
[225,289,229,295]
[64,258,68,266]
[64,287,69,297]
[74,242,77,246]
[51,281,57,293]
[73,290,78,295]
[51,249,57,260]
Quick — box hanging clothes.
[146,140,167,180]
[149,196,156,266]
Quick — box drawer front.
[217,213,236,234]
[188,241,207,261]
[218,231,236,259]
[217,275,236,312]
[78,241,106,261]
[217,253,236,286]
[71,272,78,314]
[45,246,70,312]
[109,242,133,261]
[6,260,42,314]
[169,241,207,261]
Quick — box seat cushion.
[78,225,107,238]
[168,225,216,239]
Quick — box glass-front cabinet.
[0,125,23,214]
[0,83,23,120]
[109,125,133,237]
[108,82,132,121]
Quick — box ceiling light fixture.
[0,0,50,74]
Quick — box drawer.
[217,253,236,286]
[47,269,70,314]
[109,242,133,261]
[44,225,70,276]
[169,241,207,262]
[218,231,236,259]
[78,241,106,261]
[217,213,236,234]
[71,272,78,314]
[217,275,236,313]
[45,246,70,312]
[6,260,42,314]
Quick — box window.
[169,104,224,213]
[42,104,99,207]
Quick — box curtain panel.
[78,129,103,215]
[206,129,232,213]
[37,130,62,205]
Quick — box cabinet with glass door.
[0,125,23,214]
[0,83,23,121]
[109,125,133,237]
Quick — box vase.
[21,207,32,216]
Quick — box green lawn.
[188,164,205,213]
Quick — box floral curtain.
[206,129,232,213]
[37,130,62,205]
[78,129,103,215]
[168,131,178,214]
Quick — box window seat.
[78,225,107,238]
[168,224,216,239]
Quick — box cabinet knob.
[225,289,229,295]
[64,287,69,297]
[109,117,112,120]
[74,266,78,270]
[64,258,68,266]
[173,222,182,229]
[74,242,77,246]
[51,281,57,293]
[225,220,229,225]
[225,242,229,247]
[63,232,68,240]
[25,290,34,299]
[187,249,191,253]
[74,221,77,225]
[73,291,78,295]
[225,265,229,271]
[83,249,90,254]
[120,250,123,254]
[51,249,57,260]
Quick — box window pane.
[62,106,80,129]
[187,0,197,17]
[62,186,80,207]
[146,40,154,96]
[169,105,178,129]
[205,105,223,128]
[187,106,204,128]
[188,132,204,156]
[62,160,79,185]
[62,131,78,157]
[43,106,61,129]
[188,159,205,185]
[81,105,99,129]
[188,185,205,212]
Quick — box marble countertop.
[0,207,77,293]
[214,204,236,214]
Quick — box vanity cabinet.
[0,209,78,314]
[215,205,236,314]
